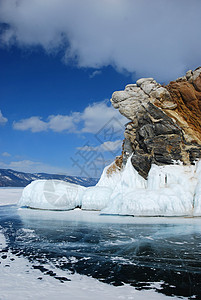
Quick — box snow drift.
[18,157,201,216]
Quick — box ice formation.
[18,157,201,216]
[19,180,85,211]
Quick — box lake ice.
[0,193,201,299]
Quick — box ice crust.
[18,157,201,216]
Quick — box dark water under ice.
[1,205,201,299]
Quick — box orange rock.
[166,78,201,144]
[193,74,201,92]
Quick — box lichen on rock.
[111,67,201,179]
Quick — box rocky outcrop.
[111,67,201,179]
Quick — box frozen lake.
[1,202,201,299]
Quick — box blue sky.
[0,46,130,176]
[0,0,201,177]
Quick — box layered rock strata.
[110,67,201,179]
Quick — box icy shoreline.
[1,190,201,299]
[18,157,201,217]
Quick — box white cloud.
[98,140,122,152]
[77,140,122,153]
[0,159,70,174]
[13,101,128,134]
[1,0,201,81]
[1,152,11,157]
[89,70,102,79]
[13,116,48,132]
[81,101,126,134]
[48,112,81,132]
[0,110,8,125]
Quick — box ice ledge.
[18,157,201,217]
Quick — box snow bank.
[18,157,201,216]
[82,186,112,210]
[18,180,85,210]
[103,160,197,216]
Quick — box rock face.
[111,67,201,179]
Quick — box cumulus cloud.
[0,159,70,174]
[77,140,122,153]
[89,70,102,79]
[48,113,80,132]
[13,101,127,134]
[13,116,48,132]
[1,152,11,157]
[1,0,201,81]
[0,110,8,125]
[81,101,126,133]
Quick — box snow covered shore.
[0,188,23,206]
[18,157,201,216]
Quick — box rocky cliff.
[110,67,201,179]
